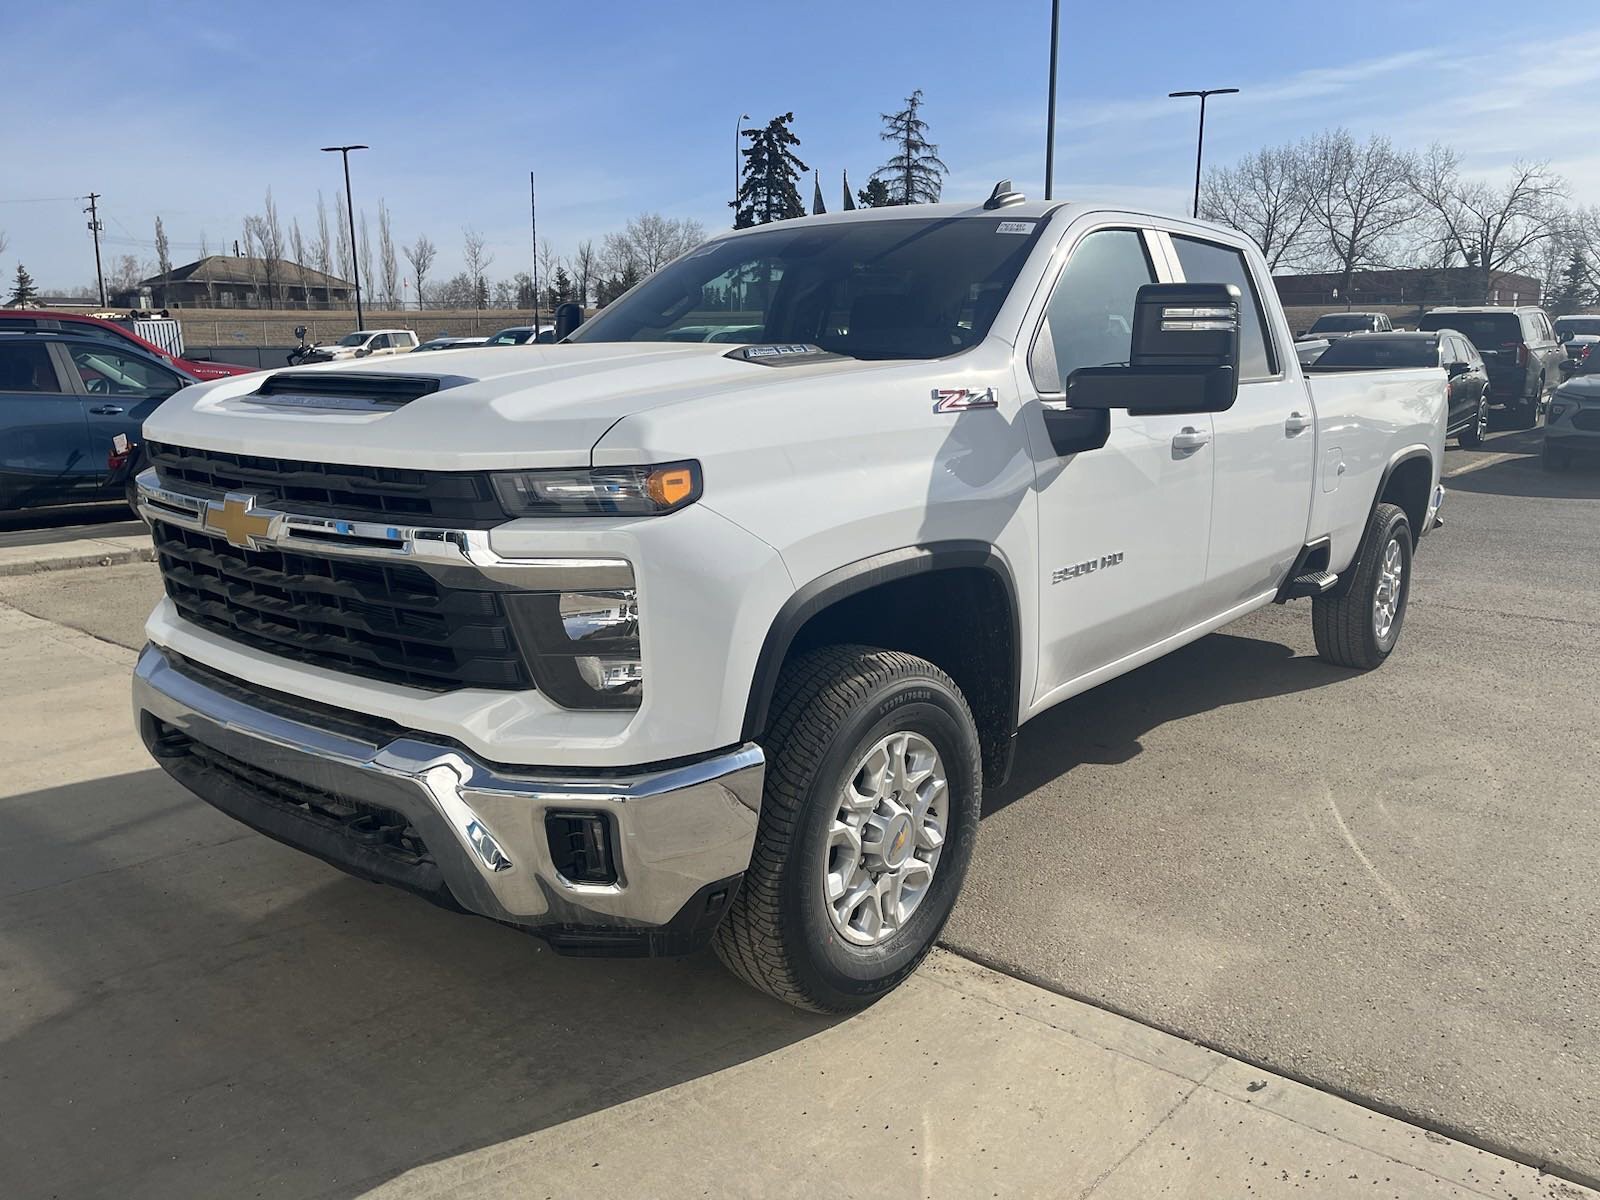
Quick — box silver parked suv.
[1545,349,1600,470]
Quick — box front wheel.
[1458,391,1488,448]
[1313,502,1413,671]
[714,646,982,1013]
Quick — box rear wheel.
[1509,377,1545,430]
[1313,503,1413,671]
[714,646,982,1013]
[1458,390,1488,448]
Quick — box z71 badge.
[932,387,999,413]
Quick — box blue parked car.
[0,330,197,514]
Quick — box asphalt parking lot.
[0,425,1596,1195]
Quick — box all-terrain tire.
[1313,502,1413,671]
[713,645,982,1013]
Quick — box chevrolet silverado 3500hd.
[132,191,1446,1012]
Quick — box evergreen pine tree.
[733,112,808,228]
[870,89,947,205]
[1553,250,1592,313]
[856,178,892,208]
[7,263,39,307]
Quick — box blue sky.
[4,0,1598,291]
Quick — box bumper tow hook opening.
[465,820,513,872]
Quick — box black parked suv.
[1417,306,1562,428]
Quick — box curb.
[0,544,156,577]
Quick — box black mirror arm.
[1041,405,1110,456]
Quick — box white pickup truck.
[132,189,1446,1012]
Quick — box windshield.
[1555,317,1600,338]
[570,216,1048,360]
[1309,314,1375,333]
[1314,336,1437,369]
[336,333,368,347]
[1418,312,1519,346]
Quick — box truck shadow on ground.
[984,630,1350,817]
[0,773,834,1200]
[1445,449,1600,500]
[2,631,1351,1198]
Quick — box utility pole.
[321,145,368,328]
[84,193,106,305]
[1168,88,1239,218]
[1044,0,1060,200]
[530,171,539,333]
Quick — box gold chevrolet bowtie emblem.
[202,493,283,550]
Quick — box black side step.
[1280,569,1338,600]
[1274,538,1336,603]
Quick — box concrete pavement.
[0,578,1588,1200]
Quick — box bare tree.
[314,192,333,277]
[151,217,172,307]
[1408,146,1569,303]
[109,254,145,294]
[197,231,217,306]
[462,227,494,309]
[572,238,597,309]
[1303,130,1421,301]
[404,234,437,310]
[1200,142,1317,271]
[289,218,311,307]
[537,239,560,307]
[240,219,264,305]
[378,202,400,309]
[334,193,354,304]
[616,213,704,275]
[358,211,376,312]
[254,189,286,307]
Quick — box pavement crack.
[1075,1064,1220,1199]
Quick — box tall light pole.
[733,113,750,225]
[1167,88,1237,218]
[321,144,369,328]
[1044,0,1060,200]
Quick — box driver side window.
[69,347,181,398]
[1029,229,1155,394]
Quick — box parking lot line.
[1442,450,1521,479]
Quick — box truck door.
[1165,232,1316,615]
[0,340,94,510]
[1017,224,1214,709]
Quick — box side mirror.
[293,325,307,340]
[553,301,585,341]
[1065,283,1242,415]
[1446,361,1469,377]
[354,346,370,358]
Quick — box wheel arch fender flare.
[739,540,1023,748]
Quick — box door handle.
[1171,426,1211,453]
[1285,411,1312,436]
[89,404,125,415]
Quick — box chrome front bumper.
[1423,483,1445,536]
[133,644,764,955]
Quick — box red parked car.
[0,309,253,380]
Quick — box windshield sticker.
[932,387,999,413]
[995,221,1036,235]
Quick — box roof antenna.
[984,179,1026,210]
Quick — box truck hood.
[142,342,869,469]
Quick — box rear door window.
[1170,235,1278,379]
[0,342,66,392]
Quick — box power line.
[0,195,82,205]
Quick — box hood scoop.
[241,371,447,411]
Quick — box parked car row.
[302,324,557,361]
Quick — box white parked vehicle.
[132,188,1446,1012]
[308,328,419,361]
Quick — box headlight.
[491,462,701,517]
[506,589,643,709]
